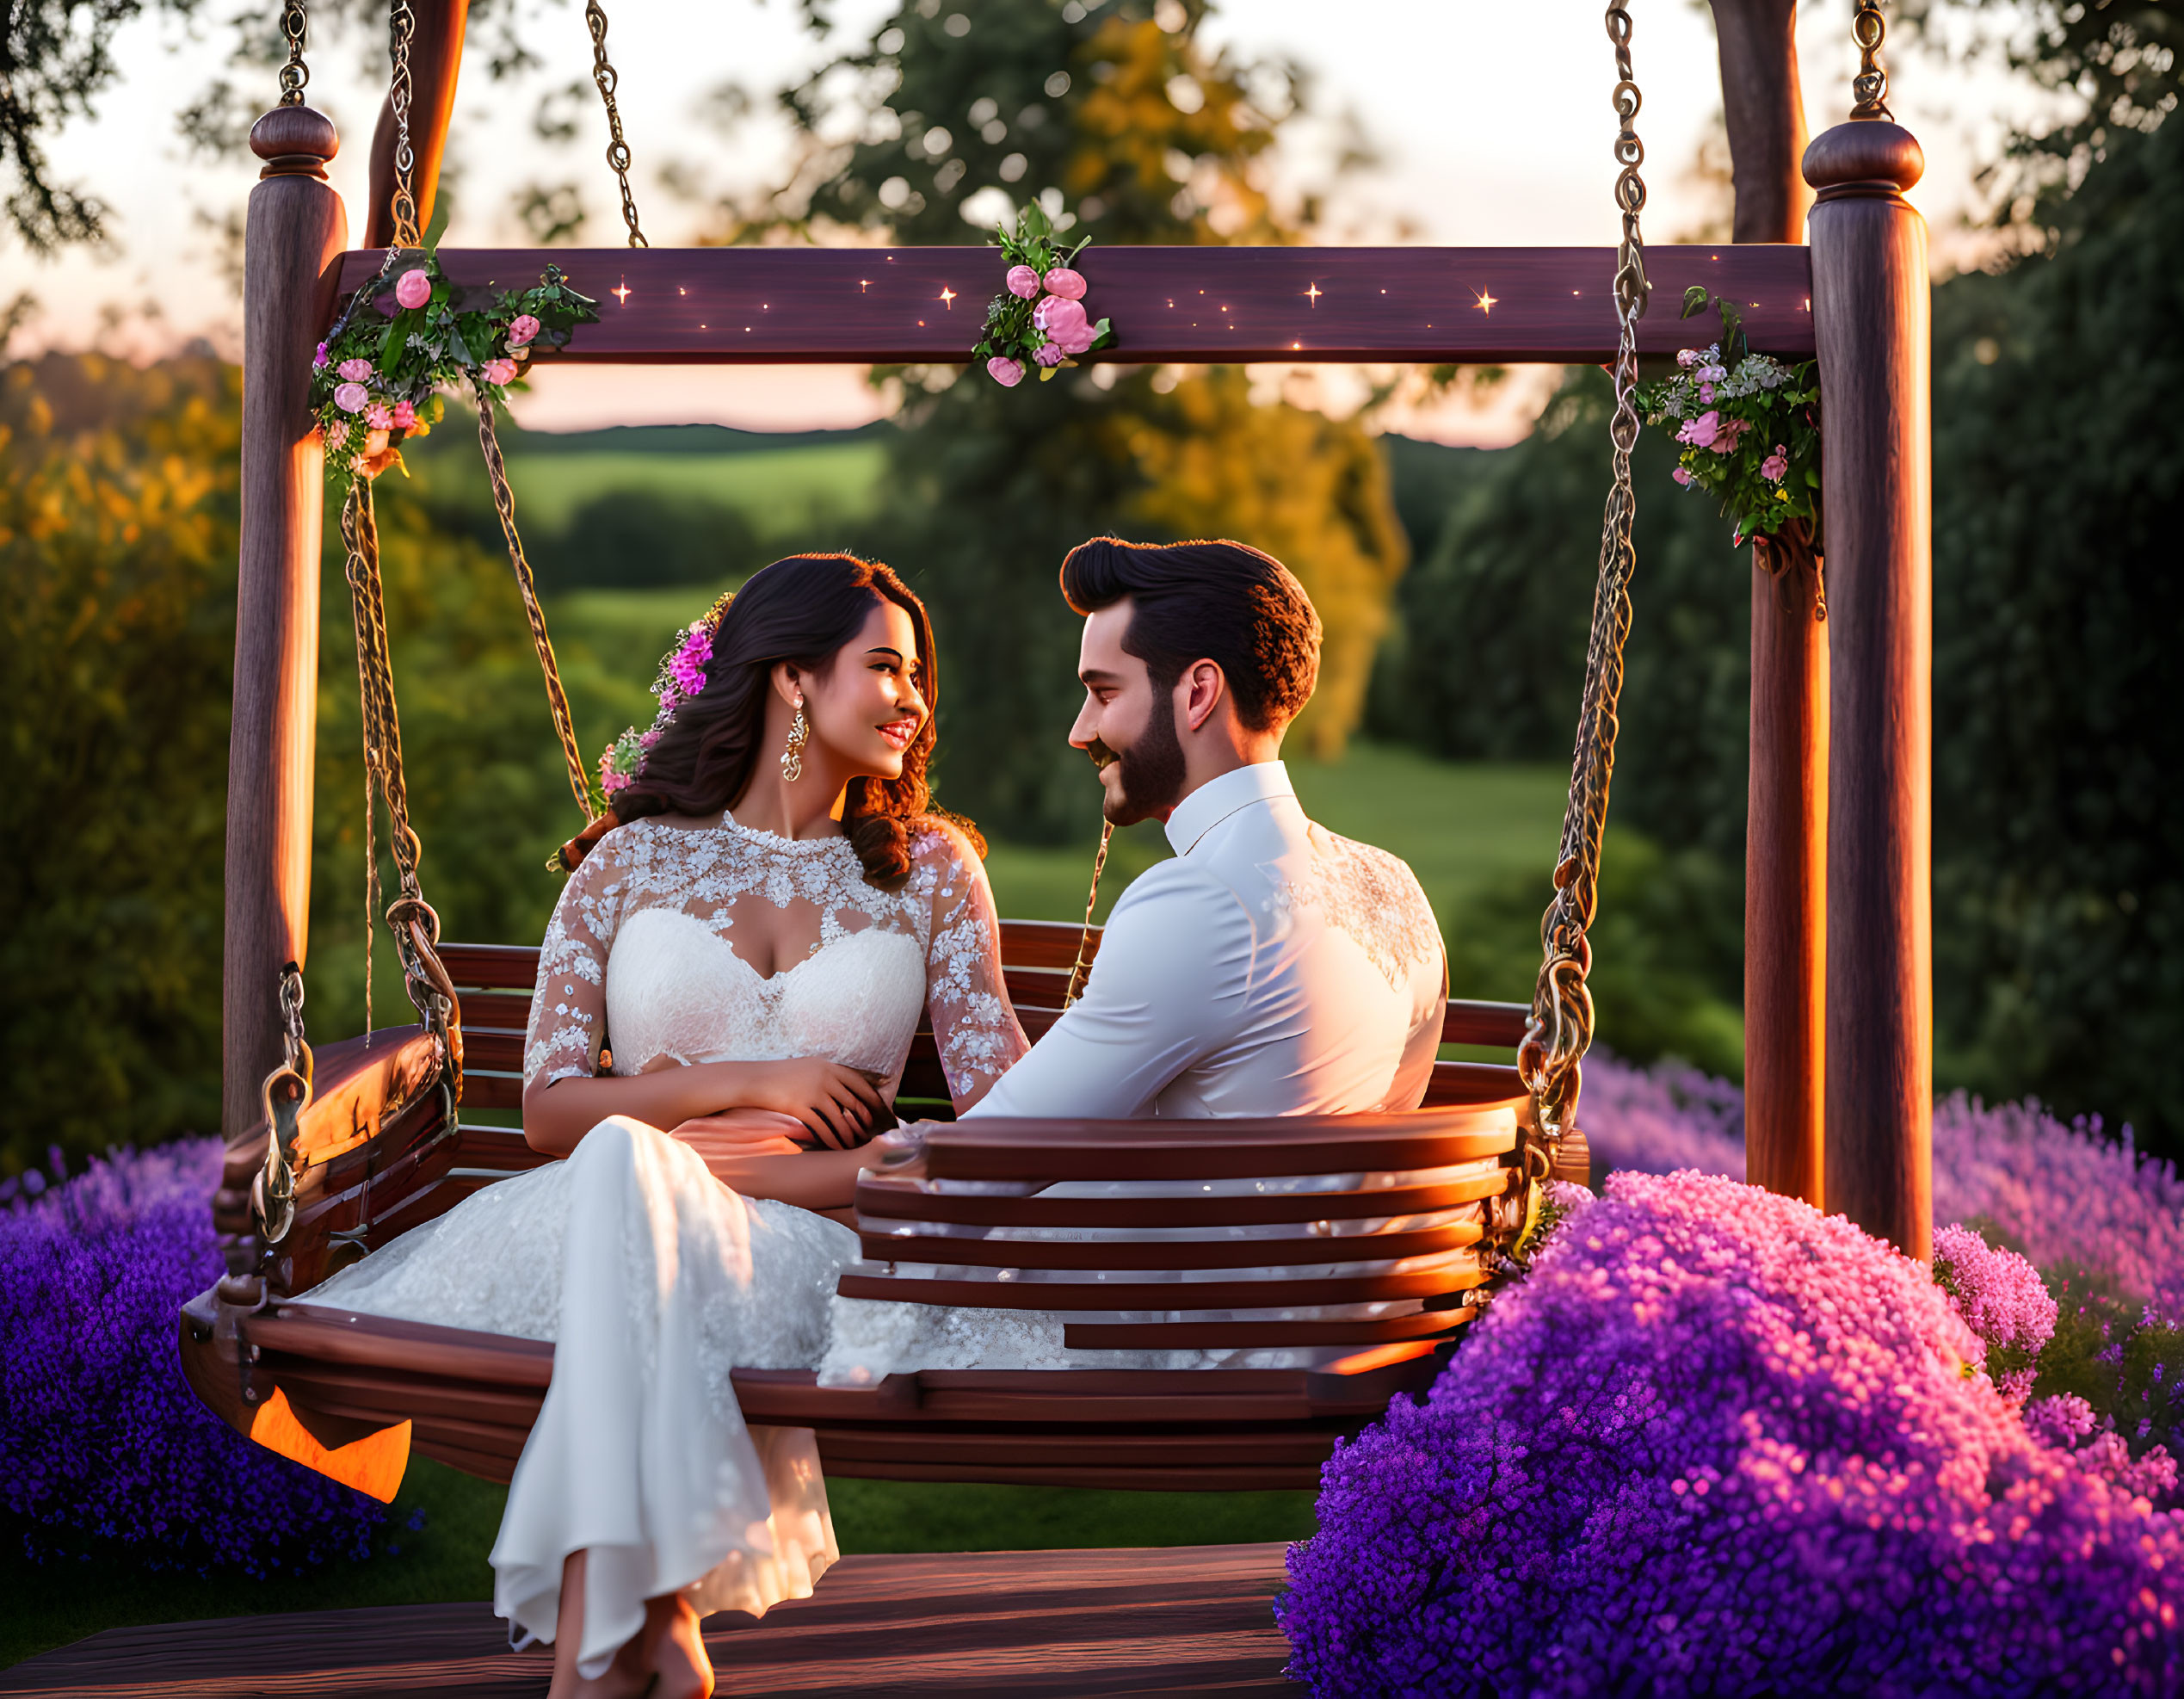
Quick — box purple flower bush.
[1280,1171,2184,1696]
[2,1140,390,1575]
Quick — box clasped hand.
[648,1053,888,1150]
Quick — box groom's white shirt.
[966,761,1447,1120]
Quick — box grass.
[499,442,888,533]
[2,1461,1311,1669]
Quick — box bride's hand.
[745,1058,888,1149]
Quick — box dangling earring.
[780,698,809,782]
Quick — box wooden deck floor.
[0,1544,1299,1697]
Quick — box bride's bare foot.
[640,1593,714,1699]
[547,1550,657,1699]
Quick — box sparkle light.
[1305,283,1323,306]
[860,280,872,293]
[1472,288,1497,315]
[939,287,958,308]
[612,279,632,306]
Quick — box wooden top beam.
[328,244,1814,366]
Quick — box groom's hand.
[750,1057,888,1150]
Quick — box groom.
[964,536,1447,1121]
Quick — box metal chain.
[1063,821,1114,1006]
[584,0,649,247]
[1517,2,1650,1147]
[1851,0,1893,120]
[277,1,310,106]
[248,961,314,1250]
[387,0,422,250]
[475,386,604,820]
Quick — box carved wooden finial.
[1801,120,1924,203]
[250,105,339,182]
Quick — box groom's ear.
[1179,659,1228,733]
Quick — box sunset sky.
[9,1,2046,441]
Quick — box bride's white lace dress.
[302,813,1026,1677]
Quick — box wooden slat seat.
[186,920,1545,1493]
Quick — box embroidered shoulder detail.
[1272,825,1442,992]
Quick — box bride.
[304,553,1027,1698]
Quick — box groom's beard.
[1098,692,1188,826]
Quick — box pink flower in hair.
[1005,265,1040,300]
[393,269,433,311]
[666,622,713,701]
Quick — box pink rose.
[1033,343,1067,367]
[333,381,370,414]
[481,357,519,386]
[336,357,373,383]
[986,355,1025,387]
[1005,265,1040,300]
[1671,466,1695,487]
[364,403,393,429]
[1676,410,1722,450]
[393,269,433,310]
[1040,266,1087,300]
[390,399,419,429]
[1761,447,1790,483]
[506,313,541,348]
[1034,295,1095,353]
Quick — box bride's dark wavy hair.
[612,553,969,888]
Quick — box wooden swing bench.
[185,918,1551,1494]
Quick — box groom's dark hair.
[1058,538,1321,732]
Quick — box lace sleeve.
[523,832,631,1088]
[916,825,1028,1112]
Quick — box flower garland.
[972,203,1114,386]
[595,588,736,797]
[310,252,598,484]
[1638,287,1819,546]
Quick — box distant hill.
[493,420,896,457]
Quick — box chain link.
[584,0,649,247]
[387,0,422,250]
[1517,2,1650,1147]
[277,1,311,107]
[1064,820,1114,1007]
[475,386,604,820]
[1851,0,1893,120]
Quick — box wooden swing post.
[1710,0,1827,1209]
[1804,120,1933,1258]
[220,106,347,1144]
[365,0,470,249]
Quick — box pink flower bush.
[1004,265,1040,300]
[1934,1221,2058,1359]
[480,357,518,386]
[1281,1170,2184,1695]
[332,381,370,415]
[336,357,373,383]
[505,313,540,348]
[986,355,1024,387]
[1039,265,1087,300]
[393,268,433,310]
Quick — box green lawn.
[500,442,888,532]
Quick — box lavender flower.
[2,1141,389,1575]
[1280,1171,2184,1696]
